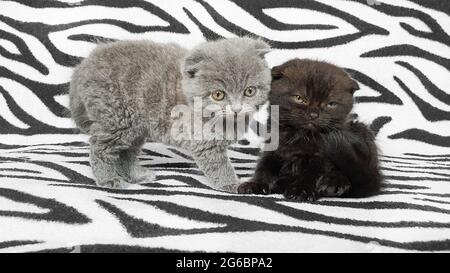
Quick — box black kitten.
[238,59,382,201]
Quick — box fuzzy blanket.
[0,0,449,253]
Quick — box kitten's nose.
[231,104,242,113]
[309,112,319,120]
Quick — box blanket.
[0,0,449,252]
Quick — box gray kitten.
[69,37,271,192]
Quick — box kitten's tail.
[68,85,92,134]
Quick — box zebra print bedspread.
[0,0,449,252]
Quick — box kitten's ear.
[344,70,360,94]
[349,78,360,94]
[271,65,283,80]
[183,50,205,78]
[253,39,271,58]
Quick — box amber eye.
[293,95,307,104]
[244,86,257,97]
[327,101,338,108]
[211,90,226,101]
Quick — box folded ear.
[253,39,271,58]
[349,78,360,94]
[344,69,360,94]
[183,50,206,78]
[271,65,283,80]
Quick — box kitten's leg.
[316,171,351,197]
[274,158,322,202]
[314,160,351,197]
[90,137,129,188]
[324,125,381,197]
[345,121,382,197]
[89,126,146,188]
[237,151,282,195]
[119,137,155,183]
[191,141,239,193]
[278,176,319,202]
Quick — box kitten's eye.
[211,90,226,101]
[327,101,338,108]
[244,86,257,97]
[293,95,307,104]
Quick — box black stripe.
[0,240,42,250]
[0,187,91,224]
[389,129,450,148]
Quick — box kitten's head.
[181,37,271,117]
[270,59,359,132]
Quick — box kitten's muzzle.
[231,104,242,113]
[309,112,319,120]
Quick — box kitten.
[69,37,271,191]
[238,59,381,201]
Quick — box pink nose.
[231,105,242,113]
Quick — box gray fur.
[69,37,271,192]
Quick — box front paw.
[97,178,127,189]
[271,177,296,194]
[283,184,318,202]
[237,181,270,195]
[316,173,351,197]
[218,183,241,193]
[131,166,155,183]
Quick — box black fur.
[238,59,382,201]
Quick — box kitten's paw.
[316,174,351,197]
[283,185,318,202]
[131,166,155,183]
[237,181,270,195]
[218,183,241,193]
[97,178,126,189]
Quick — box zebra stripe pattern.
[0,0,449,252]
